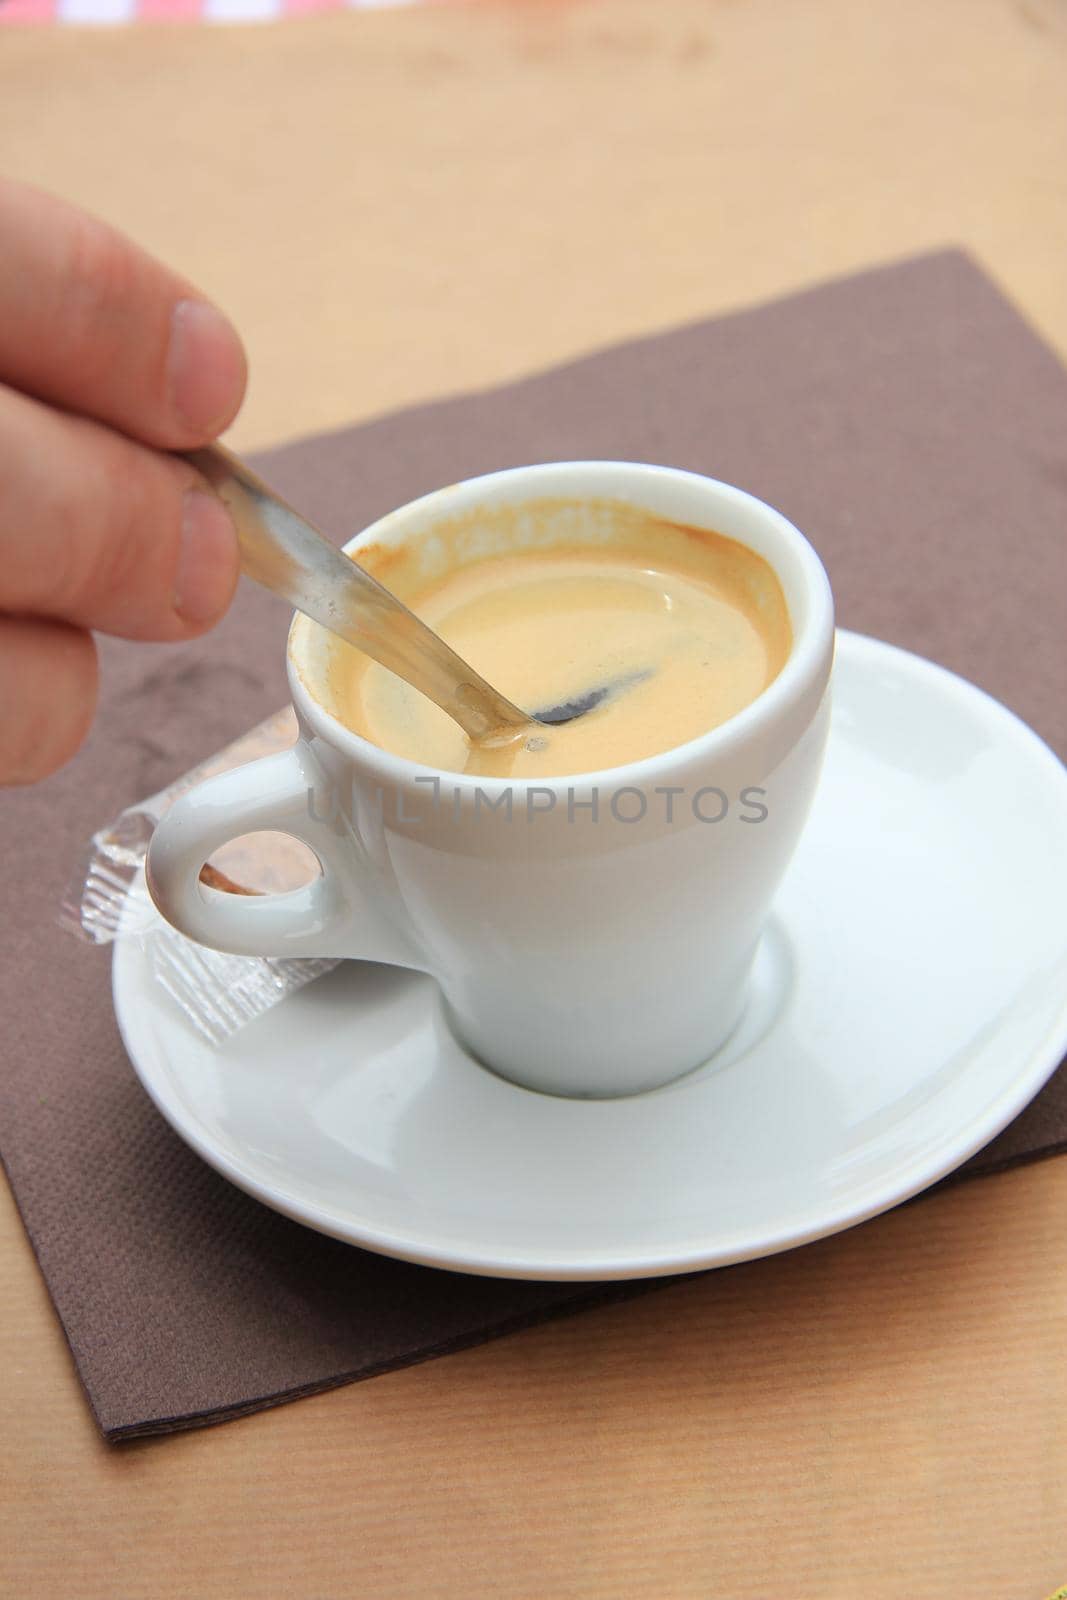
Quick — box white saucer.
[113,632,1067,1282]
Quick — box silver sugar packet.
[62,708,338,1044]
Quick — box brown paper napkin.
[1,250,1065,1440]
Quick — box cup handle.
[145,743,421,965]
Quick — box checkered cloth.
[0,0,441,23]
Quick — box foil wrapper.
[62,707,339,1044]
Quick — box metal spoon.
[185,445,609,742]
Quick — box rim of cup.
[287,461,835,795]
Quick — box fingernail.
[176,490,238,625]
[168,299,247,438]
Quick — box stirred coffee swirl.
[322,500,792,778]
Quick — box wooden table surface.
[2,2,1066,1595]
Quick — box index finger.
[0,178,247,450]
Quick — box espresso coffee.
[328,500,792,778]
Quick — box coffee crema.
[323,500,792,778]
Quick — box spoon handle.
[184,445,530,741]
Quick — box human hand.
[0,178,247,784]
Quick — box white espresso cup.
[147,462,834,1098]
